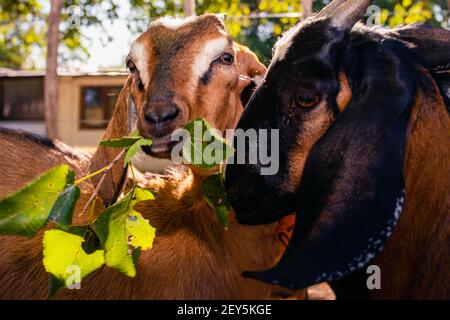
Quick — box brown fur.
[0,165,279,299]
[336,72,352,112]
[282,66,450,299]
[371,69,450,299]
[0,129,284,300]
[0,130,96,224]
[281,74,351,193]
[0,15,301,299]
[90,14,266,202]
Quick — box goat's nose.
[144,103,180,124]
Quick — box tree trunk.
[447,0,450,10]
[44,0,63,140]
[302,0,313,18]
[183,0,196,17]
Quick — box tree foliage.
[0,0,119,69]
[0,0,45,68]
[0,0,448,68]
[128,0,449,64]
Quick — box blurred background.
[0,0,449,152]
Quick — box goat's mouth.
[141,134,176,158]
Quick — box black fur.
[200,68,212,85]
[227,19,344,225]
[240,80,257,108]
[244,30,417,289]
[226,18,450,295]
[386,23,450,72]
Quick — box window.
[0,78,45,121]
[80,86,122,128]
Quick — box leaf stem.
[129,163,137,187]
[75,166,107,185]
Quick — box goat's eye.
[295,90,320,108]
[127,60,137,73]
[219,53,234,65]
[137,79,144,91]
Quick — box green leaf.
[215,204,230,230]
[68,225,102,254]
[91,187,155,277]
[100,136,141,148]
[48,274,65,298]
[201,173,231,229]
[43,230,105,297]
[130,129,141,137]
[124,138,153,166]
[47,184,80,230]
[183,118,235,169]
[127,187,155,250]
[66,170,76,185]
[91,197,132,275]
[0,165,70,237]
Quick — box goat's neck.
[139,166,228,237]
[189,165,222,180]
[372,71,450,299]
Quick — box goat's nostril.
[160,105,180,122]
[144,110,160,124]
[144,105,180,124]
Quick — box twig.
[79,149,126,216]
[129,162,137,186]
[75,166,108,185]
[144,172,171,180]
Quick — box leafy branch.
[0,134,156,297]
[0,118,235,297]
[78,148,125,216]
[182,118,235,228]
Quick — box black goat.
[226,0,450,299]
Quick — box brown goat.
[0,15,308,299]
[369,70,450,299]
[0,128,94,218]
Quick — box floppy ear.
[243,41,417,289]
[234,43,266,106]
[89,77,135,206]
[387,23,450,72]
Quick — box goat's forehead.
[130,16,230,60]
[152,15,198,30]
[272,18,332,64]
[272,23,304,63]
[129,19,233,87]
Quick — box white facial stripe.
[192,37,229,80]
[153,15,196,30]
[130,41,150,87]
[272,23,303,63]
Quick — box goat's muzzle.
[139,95,183,158]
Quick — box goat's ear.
[243,51,416,289]
[89,77,134,206]
[214,13,227,25]
[387,23,450,72]
[234,43,266,106]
